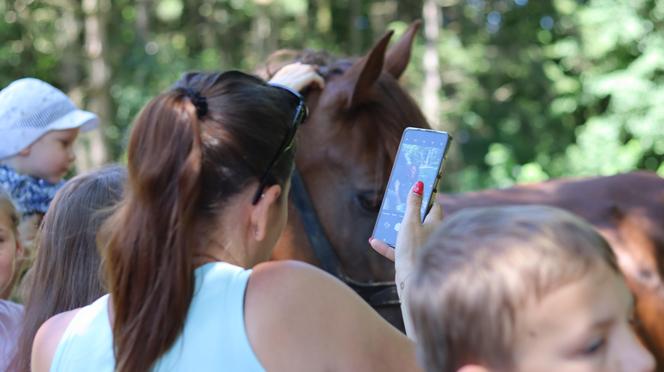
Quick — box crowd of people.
[0,62,656,372]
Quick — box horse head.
[270,22,427,290]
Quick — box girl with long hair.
[11,165,126,372]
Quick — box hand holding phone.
[371,127,451,248]
[369,170,445,339]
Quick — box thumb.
[403,181,424,226]
[369,237,395,262]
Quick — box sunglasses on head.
[251,83,308,204]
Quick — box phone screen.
[372,128,451,247]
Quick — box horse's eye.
[355,191,382,214]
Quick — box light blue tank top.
[50,262,265,371]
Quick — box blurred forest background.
[1,0,663,192]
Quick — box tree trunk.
[57,0,90,171]
[398,0,424,20]
[307,0,318,36]
[81,0,111,167]
[252,4,272,63]
[57,0,81,91]
[198,1,219,61]
[349,0,361,54]
[135,0,151,42]
[316,0,332,45]
[422,0,441,126]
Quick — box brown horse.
[267,22,664,367]
[267,24,427,332]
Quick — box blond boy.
[408,205,654,372]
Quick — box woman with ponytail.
[30,64,422,372]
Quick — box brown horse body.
[269,23,664,367]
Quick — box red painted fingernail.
[412,181,424,196]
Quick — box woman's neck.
[193,201,256,269]
[193,242,248,268]
[193,184,280,269]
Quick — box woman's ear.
[249,184,282,241]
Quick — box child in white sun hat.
[0,78,98,215]
[0,78,98,262]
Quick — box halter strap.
[290,168,400,307]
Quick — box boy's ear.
[249,184,282,241]
[458,366,491,372]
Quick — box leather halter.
[290,168,400,308]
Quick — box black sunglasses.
[251,83,308,204]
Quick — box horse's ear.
[339,30,394,109]
[384,20,421,79]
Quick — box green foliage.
[423,0,664,191]
[560,0,664,178]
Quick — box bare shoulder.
[31,308,81,372]
[245,260,418,372]
[248,260,343,296]
[246,260,371,314]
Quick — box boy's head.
[0,190,21,298]
[409,205,654,372]
[0,78,98,182]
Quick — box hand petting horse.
[262,21,664,369]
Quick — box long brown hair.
[12,165,126,372]
[101,71,298,372]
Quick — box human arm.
[369,181,444,340]
[245,260,421,372]
[268,62,325,92]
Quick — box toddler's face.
[0,210,19,298]
[22,128,79,183]
[513,264,654,372]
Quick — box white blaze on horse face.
[513,264,654,372]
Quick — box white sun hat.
[0,77,99,160]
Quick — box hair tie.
[182,88,208,118]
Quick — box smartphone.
[372,127,452,248]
